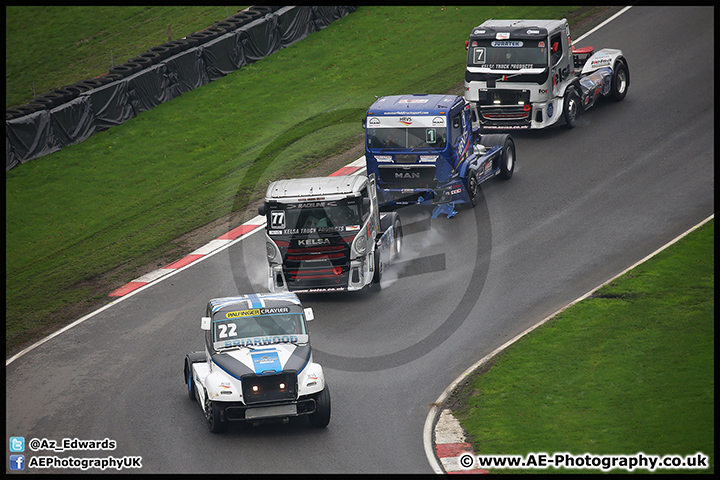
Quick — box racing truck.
[257,174,401,293]
[184,292,330,432]
[364,94,516,217]
[464,18,630,130]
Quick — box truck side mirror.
[201,317,211,330]
[361,118,366,127]
[304,308,314,321]
[258,204,266,216]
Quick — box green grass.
[451,220,714,474]
[6,5,603,354]
[5,6,249,108]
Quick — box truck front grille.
[377,165,436,189]
[241,373,297,405]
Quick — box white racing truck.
[464,18,629,130]
[184,292,330,432]
[257,174,402,293]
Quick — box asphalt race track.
[6,6,714,474]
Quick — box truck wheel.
[498,137,515,180]
[562,86,581,129]
[369,249,382,291]
[393,217,403,258]
[308,386,331,428]
[205,398,226,433]
[467,171,480,207]
[186,361,196,402]
[610,61,629,101]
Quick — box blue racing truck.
[363,94,516,218]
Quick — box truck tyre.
[467,171,480,207]
[185,361,196,402]
[562,86,581,129]
[610,61,629,101]
[205,398,226,433]
[369,248,382,291]
[393,217,403,259]
[497,137,515,180]
[480,134,515,180]
[308,386,331,428]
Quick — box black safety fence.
[6,6,357,171]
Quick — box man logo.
[395,172,421,179]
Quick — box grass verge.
[449,219,714,474]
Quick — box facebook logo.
[10,436,25,452]
[9,454,25,470]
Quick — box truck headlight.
[352,230,367,257]
[266,241,279,262]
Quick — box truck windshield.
[214,312,307,343]
[268,198,364,233]
[367,127,447,150]
[468,40,548,69]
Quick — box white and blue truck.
[184,292,330,432]
[363,94,516,218]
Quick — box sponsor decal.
[297,238,331,247]
[251,351,282,374]
[495,32,511,40]
[547,101,553,118]
[591,56,612,67]
[399,98,429,103]
[491,40,523,47]
[368,117,381,127]
[226,307,291,318]
[270,210,285,229]
[399,116,413,126]
[432,116,446,126]
[224,334,301,348]
[395,171,421,179]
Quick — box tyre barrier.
[129,55,154,69]
[146,45,171,60]
[109,62,143,78]
[77,79,106,90]
[34,92,66,108]
[229,12,255,26]
[247,5,274,16]
[134,51,162,65]
[213,20,240,32]
[185,31,215,46]
[7,6,359,170]
[163,39,192,53]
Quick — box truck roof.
[265,175,367,199]
[366,94,464,116]
[207,292,303,317]
[470,19,567,39]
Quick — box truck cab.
[465,19,573,130]
[364,94,475,208]
[258,175,401,293]
[464,18,629,130]
[364,94,516,216]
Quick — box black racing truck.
[257,174,401,293]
